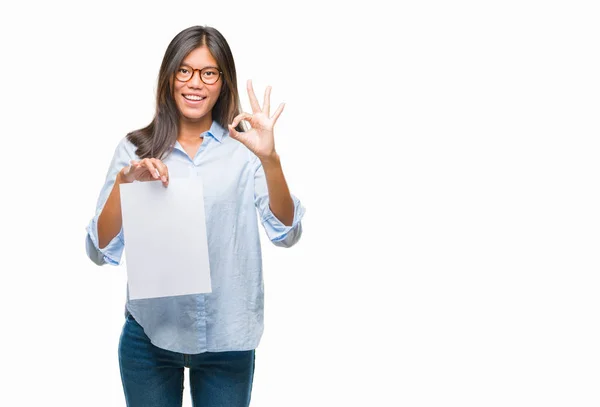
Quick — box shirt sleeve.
[253,155,305,248]
[85,138,135,265]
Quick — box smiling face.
[172,46,223,128]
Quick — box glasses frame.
[175,65,223,85]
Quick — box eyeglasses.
[175,65,222,85]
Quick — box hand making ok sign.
[228,79,285,162]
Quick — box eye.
[179,68,190,74]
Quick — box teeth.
[184,95,205,101]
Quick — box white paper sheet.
[119,176,212,300]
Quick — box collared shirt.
[85,121,305,354]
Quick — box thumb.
[228,124,247,143]
[128,160,139,173]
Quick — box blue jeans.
[118,312,255,407]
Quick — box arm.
[254,154,305,248]
[228,80,305,247]
[98,158,170,247]
[260,154,294,226]
[97,170,128,249]
[85,139,132,265]
[85,139,170,265]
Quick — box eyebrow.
[180,62,219,70]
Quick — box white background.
[0,0,599,406]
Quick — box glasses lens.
[176,66,192,82]
[201,68,220,84]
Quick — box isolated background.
[1,1,599,406]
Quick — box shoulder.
[113,135,139,160]
[104,136,139,169]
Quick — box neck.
[178,115,212,143]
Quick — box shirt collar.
[201,120,227,143]
[172,120,227,154]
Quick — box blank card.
[119,176,212,300]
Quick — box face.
[172,46,223,125]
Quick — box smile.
[183,94,206,102]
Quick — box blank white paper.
[119,176,212,300]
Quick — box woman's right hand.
[120,158,169,187]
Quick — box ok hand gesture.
[228,79,285,162]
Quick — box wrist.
[260,152,281,169]
[117,167,132,184]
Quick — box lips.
[183,94,206,101]
[182,94,206,106]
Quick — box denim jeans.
[118,312,255,407]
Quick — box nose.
[187,70,204,88]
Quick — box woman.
[85,25,305,407]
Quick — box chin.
[178,104,205,118]
[182,113,209,122]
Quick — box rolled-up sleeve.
[85,138,134,265]
[254,157,305,248]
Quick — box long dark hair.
[127,26,244,159]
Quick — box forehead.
[181,46,218,68]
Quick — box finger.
[228,124,240,140]
[151,158,168,180]
[247,79,261,113]
[129,159,146,175]
[121,160,136,181]
[141,158,160,180]
[231,112,253,129]
[126,160,138,175]
[228,124,250,145]
[151,158,169,185]
[271,102,285,124]
[263,86,271,117]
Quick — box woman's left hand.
[228,79,285,162]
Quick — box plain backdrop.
[1,1,599,406]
